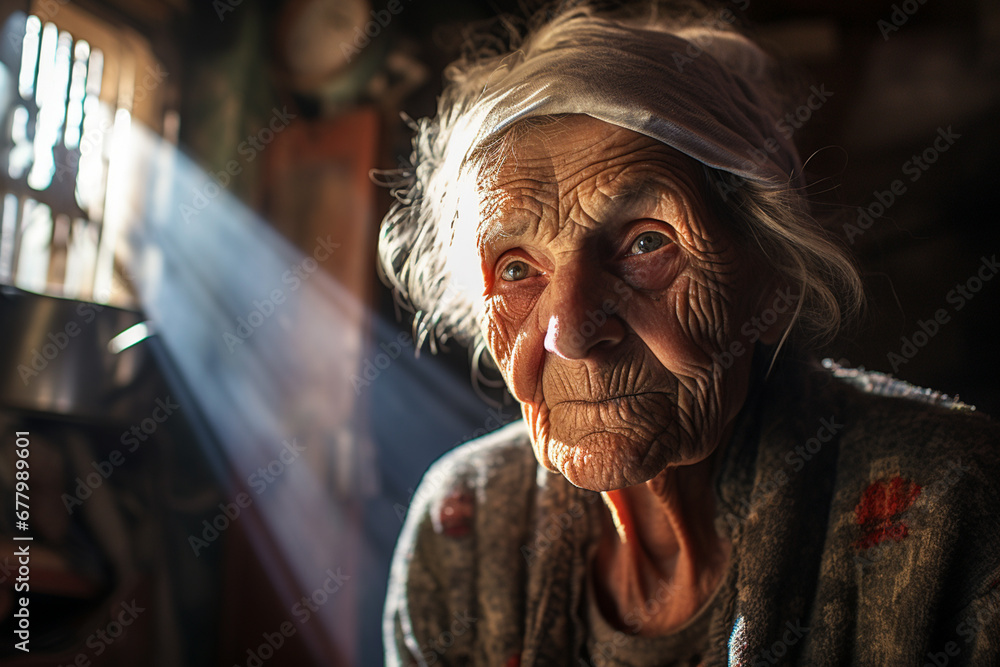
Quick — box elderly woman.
[378,2,1000,665]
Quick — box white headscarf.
[466,11,801,187]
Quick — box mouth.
[548,390,672,410]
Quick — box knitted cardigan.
[384,358,1000,666]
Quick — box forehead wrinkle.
[508,127,658,206]
[538,165,665,245]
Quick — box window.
[0,4,168,306]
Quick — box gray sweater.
[385,358,1000,665]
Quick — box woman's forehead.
[475,116,706,233]
[481,116,702,195]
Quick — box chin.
[544,430,675,492]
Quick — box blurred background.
[0,0,996,664]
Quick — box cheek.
[483,288,545,402]
[483,295,518,368]
[624,274,727,371]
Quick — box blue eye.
[501,260,531,281]
[630,231,668,255]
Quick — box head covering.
[462,11,802,188]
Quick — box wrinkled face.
[475,115,780,491]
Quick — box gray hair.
[376,0,864,354]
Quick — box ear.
[754,277,799,346]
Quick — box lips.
[545,390,675,446]
[548,390,670,409]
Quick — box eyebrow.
[604,180,663,217]
[580,172,681,233]
[476,194,538,256]
[479,216,532,248]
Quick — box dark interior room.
[0,0,997,664]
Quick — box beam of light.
[118,122,499,662]
[3,13,502,658]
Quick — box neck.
[593,443,731,635]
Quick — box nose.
[542,266,626,360]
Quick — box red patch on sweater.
[436,488,474,538]
[853,476,922,550]
[505,654,521,667]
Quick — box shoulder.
[813,361,1000,609]
[384,420,540,665]
[389,416,537,573]
[422,419,536,488]
[758,357,1000,509]
[403,419,538,532]
[820,359,1000,477]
